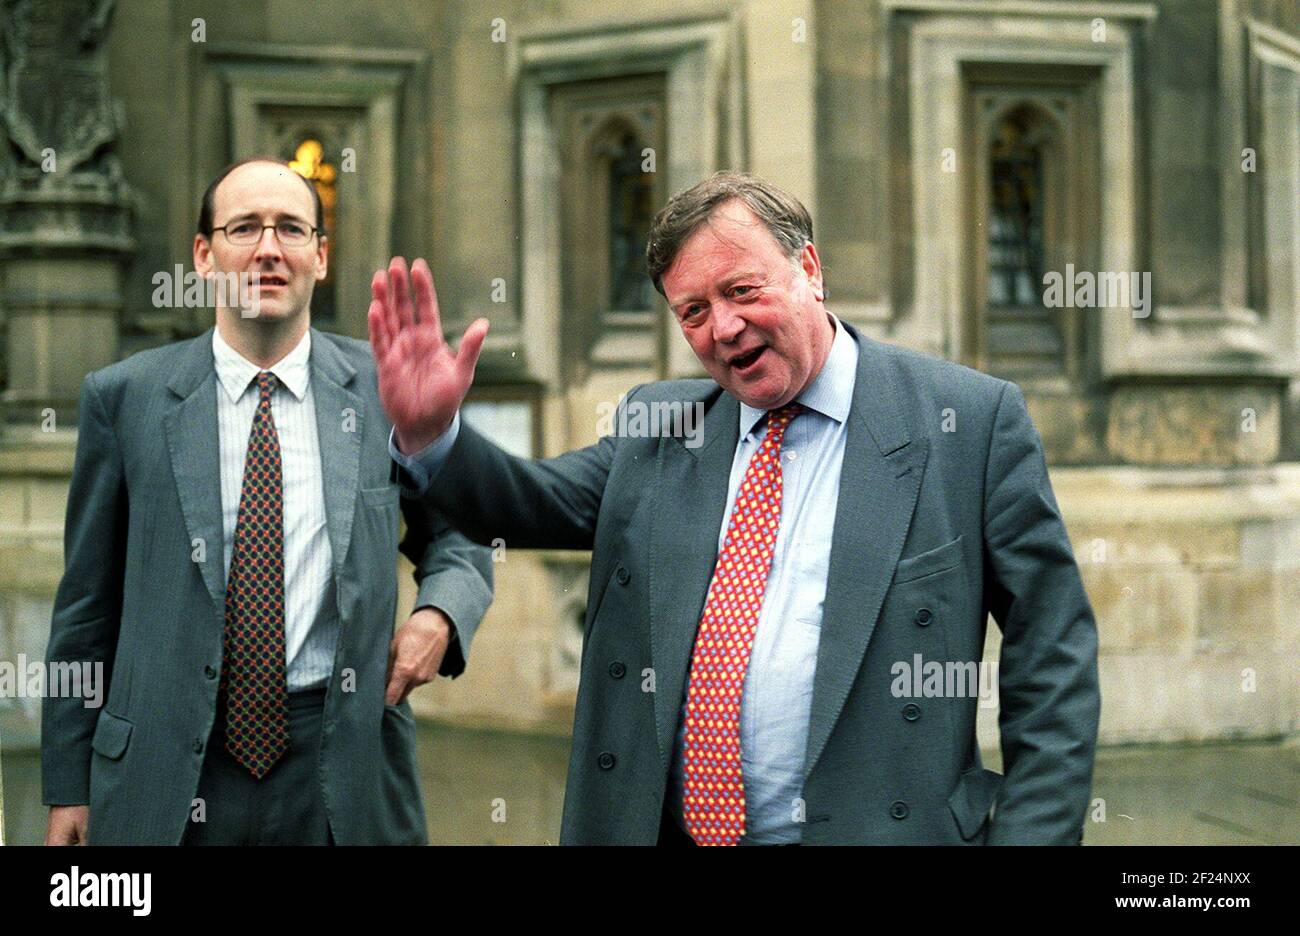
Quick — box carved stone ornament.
[1,0,124,183]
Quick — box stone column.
[0,0,135,430]
[0,0,133,755]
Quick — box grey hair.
[645,170,822,298]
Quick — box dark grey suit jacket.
[42,327,493,845]
[411,323,1100,844]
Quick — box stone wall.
[1,0,1297,757]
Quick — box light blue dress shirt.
[667,315,857,844]
[390,315,859,845]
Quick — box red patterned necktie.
[682,403,803,845]
[221,370,290,779]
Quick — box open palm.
[368,257,488,454]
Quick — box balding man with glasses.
[41,157,493,845]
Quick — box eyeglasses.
[210,219,321,247]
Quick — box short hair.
[645,170,817,296]
[196,155,325,237]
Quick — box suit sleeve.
[981,381,1100,845]
[41,372,128,806]
[397,500,494,678]
[396,392,630,552]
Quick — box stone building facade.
[1,0,1297,755]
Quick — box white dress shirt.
[213,327,337,691]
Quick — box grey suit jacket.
[42,326,493,845]
[410,323,1100,844]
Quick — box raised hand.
[368,257,489,454]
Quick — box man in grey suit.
[42,157,493,845]
[371,171,1100,845]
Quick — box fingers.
[371,267,399,342]
[385,648,410,706]
[368,296,393,360]
[389,256,414,330]
[384,675,406,707]
[455,318,491,382]
[411,258,442,337]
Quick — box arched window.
[552,75,666,383]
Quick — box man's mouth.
[727,346,767,372]
[255,273,289,289]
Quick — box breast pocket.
[787,534,832,627]
[360,484,400,510]
[886,535,968,668]
[893,535,963,585]
[352,486,400,571]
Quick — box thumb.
[455,318,490,383]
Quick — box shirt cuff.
[388,411,460,496]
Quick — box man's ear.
[315,236,329,282]
[193,234,214,278]
[801,242,825,303]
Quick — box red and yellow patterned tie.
[682,403,802,845]
[221,370,290,779]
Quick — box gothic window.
[551,75,666,382]
[286,137,338,325]
[607,131,657,313]
[988,109,1046,310]
[967,88,1094,385]
[262,109,356,327]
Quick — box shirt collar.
[738,311,858,439]
[211,326,312,403]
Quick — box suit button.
[903,703,921,721]
[890,800,909,820]
[204,665,217,680]
[597,751,616,770]
[193,738,205,754]
[615,566,630,585]
[608,661,626,679]
[914,608,932,626]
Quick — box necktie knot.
[769,402,803,425]
[764,402,803,444]
[255,370,278,401]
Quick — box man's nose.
[712,301,745,344]
[252,226,283,262]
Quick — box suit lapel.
[803,329,928,778]
[648,389,738,768]
[308,328,362,577]
[164,329,226,617]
